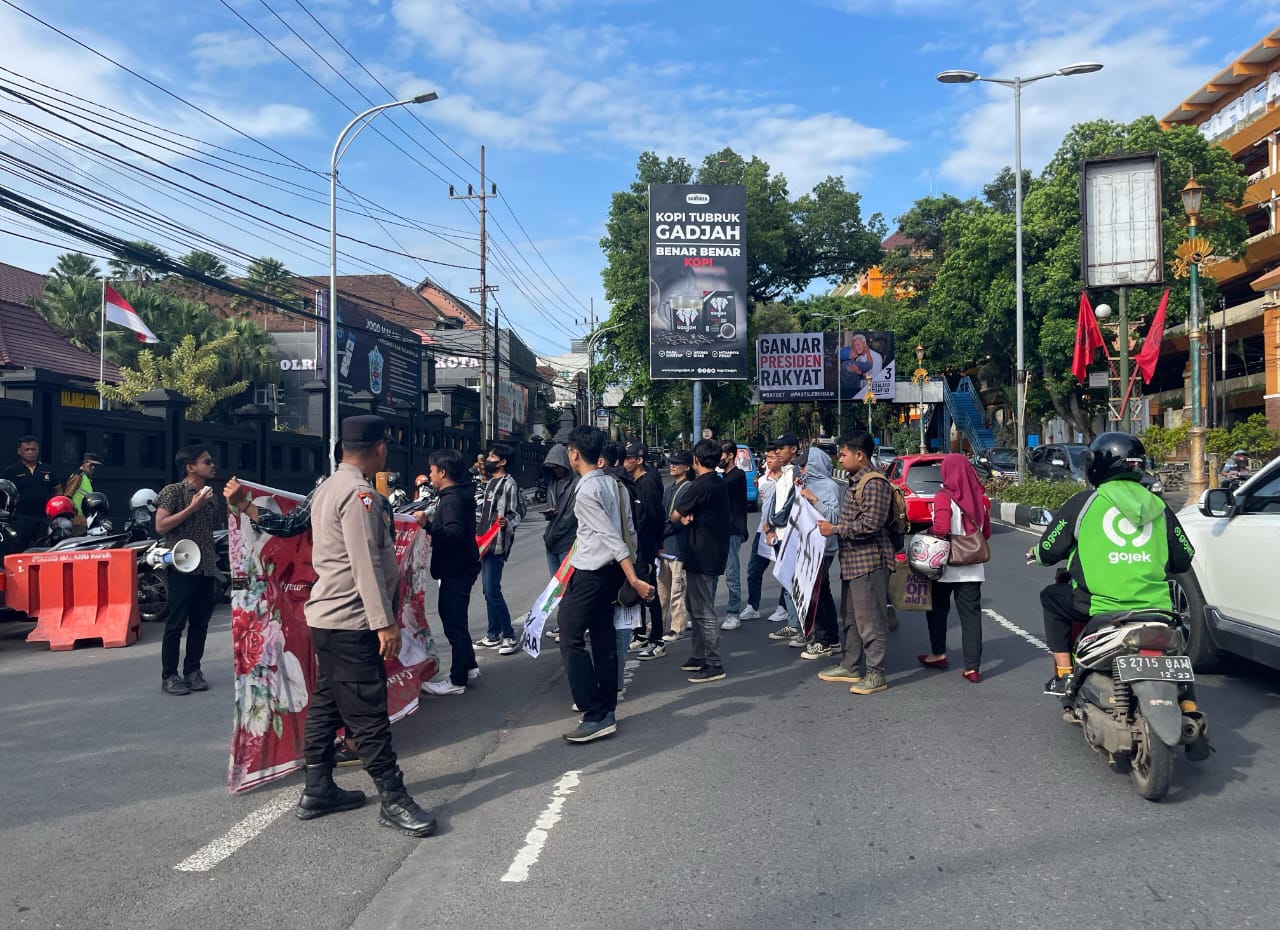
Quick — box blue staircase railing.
[943,376,996,451]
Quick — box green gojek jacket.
[1035,477,1196,616]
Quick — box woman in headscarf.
[918,454,991,682]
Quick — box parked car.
[1132,456,1164,497]
[885,454,986,528]
[971,447,1018,480]
[873,445,896,472]
[1027,443,1090,483]
[734,443,760,511]
[1170,455,1280,671]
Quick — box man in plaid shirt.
[817,431,895,695]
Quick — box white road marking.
[982,608,1051,654]
[500,770,581,883]
[174,794,296,872]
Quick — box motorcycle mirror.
[1029,507,1053,526]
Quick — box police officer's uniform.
[296,415,435,836]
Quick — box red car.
[885,455,990,528]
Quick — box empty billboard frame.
[1080,153,1163,288]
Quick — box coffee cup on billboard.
[719,322,737,340]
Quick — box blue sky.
[2,0,1279,357]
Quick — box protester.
[475,443,521,656]
[817,431,895,695]
[919,454,991,683]
[557,426,654,743]
[739,442,780,622]
[418,448,483,696]
[154,444,221,696]
[796,447,841,660]
[765,433,804,642]
[294,415,435,838]
[623,441,665,653]
[656,450,694,647]
[64,453,103,518]
[672,438,731,683]
[716,439,748,631]
[1,435,60,548]
[541,442,578,643]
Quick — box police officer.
[1,435,60,548]
[295,415,436,837]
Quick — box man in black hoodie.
[417,448,482,696]
[541,442,578,642]
[623,441,665,653]
[672,439,731,683]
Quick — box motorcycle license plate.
[1113,655,1194,683]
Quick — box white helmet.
[907,534,950,581]
[130,488,158,513]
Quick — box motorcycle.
[1059,609,1209,801]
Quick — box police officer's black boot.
[373,769,437,837]
[295,764,366,820]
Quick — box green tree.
[232,256,298,316]
[108,240,169,285]
[878,193,976,300]
[97,333,250,421]
[49,253,100,280]
[34,274,103,351]
[216,316,277,385]
[173,250,230,299]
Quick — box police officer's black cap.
[624,441,647,459]
[341,415,388,442]
[774,432,800,448]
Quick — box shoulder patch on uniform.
[357,490,374,512]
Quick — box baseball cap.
[795,448,809,466]
[624,441,647,459]
[668,450,693,466]
[82,453,103,465]
[774,432,800,448]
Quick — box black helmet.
[0,478,16,517]
[82,491,110,519]
[1083,432,1145,487]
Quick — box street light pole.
[328,92,437,472]
[585,322,621,430]
[1182,175,1208,500]
[938,62,1103,482]
[815,306,871,438]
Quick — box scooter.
[1059,610,1210,801]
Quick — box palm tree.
[34,274,103,350]
[49,253,100,280]
[217,317,279,385]
[174,250,229,299]
[231,256,299,317]
[108,240,169,286]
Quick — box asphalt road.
[3,516,1279,929]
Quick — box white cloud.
[204,102,316,138]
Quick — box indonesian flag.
[1132,289,1169,385]
[103,284,159,344]
[1071,291,1106,383]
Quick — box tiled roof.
[0,261,49,306]
[417,277,483,330]
[881,232,917,251]
[0,260,122,382]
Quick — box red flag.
[1132,289,1169,385]
[103,284,159,344]
[1071,291,1106,383]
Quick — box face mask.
[484,460,500,475]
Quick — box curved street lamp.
[328,92,438,471]
[937,62,1103,479]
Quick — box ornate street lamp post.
[1181,174,1207,499]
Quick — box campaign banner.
[226,482,437,795]
[318,292,423,416]
[649,183,749,380]
[757,331,897,402]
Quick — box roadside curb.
[990,499,1040,528]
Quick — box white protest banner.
[520,545,576,658]
[771,496,826,631]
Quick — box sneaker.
[662,630,683,643]
[564,714,617,743]
[161,674,190,696]
[849,670,888,695]
[769,625,800,641]
[801,641,836,660]
[688,665,726,684]
[768,606,789,622]
[817,665,863,683]
[738,606,760,621]
[628,638,647,652]
[617,689,626,701]
[421,679,466,696]
[720,614,741,631]
[549,628,561,642]
[334,742,361,767]
[679,656,706,672]
[467,667,482,681]
[474,636,501,648]
[1043,675,1072,697]
[637,642,666,660]
[787,634,808,648]
[184,670,209,692]
[497,637,518,656]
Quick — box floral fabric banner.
[226,482,437,794]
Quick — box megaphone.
[145,538,201,573]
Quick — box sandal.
[917,654,950,669]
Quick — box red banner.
[226,482,437,794]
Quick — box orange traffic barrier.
[5,549,141,650]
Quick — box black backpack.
[855,471,909,552]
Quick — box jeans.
[684,571,722,669]
[658,557,689,634]
[615,628,631,690]
[839,568,890,675]
[639,558,663,643]
[481,553,514,640]
[812,555,839,647]
[161,572,217,679]
[558,562,623,722]
[711,535,744,614]
[746,533,768,611]
[438,574,479,686]
[304,628,396,778]
[546,549,569,579]
[927,580,984,670]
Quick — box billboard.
[757,331,896,403]
[1080,153,1163,288]
[649,183,748,380]
[319,293,423,416]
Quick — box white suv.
[1172,455,1280,670]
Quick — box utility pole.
[451,145,499,442]
[576,298,596,428]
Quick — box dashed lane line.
[500,770,582,883]
[174,793,296,873]
[983,607,1051,654]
